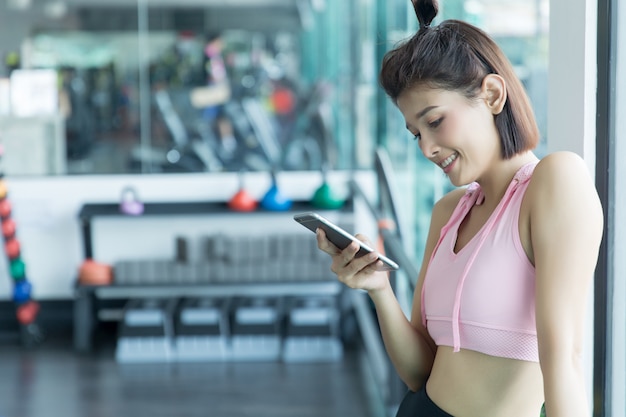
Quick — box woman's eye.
[412,132,421,141]
[429,118,443,129]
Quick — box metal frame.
[594,0,617,416]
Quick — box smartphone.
[293,212,399,271]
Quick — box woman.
[315,1,603,416]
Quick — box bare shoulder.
[527,151,603,223]
[529,151,593,192]
[431,187,466,228]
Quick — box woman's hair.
[380,0,539,158]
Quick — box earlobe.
[482,74,507,115]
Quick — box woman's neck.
[475,152,538,206]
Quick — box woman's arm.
[372,188,464,391]
[529,152,603,417]
[317,188,464,392]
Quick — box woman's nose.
[419,135,440,159]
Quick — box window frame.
[595,0,624,416]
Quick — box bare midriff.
[425,346,544,417]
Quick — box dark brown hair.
[380,0,539,158]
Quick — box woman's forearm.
[368,285,436,391]
[542,353,590,417]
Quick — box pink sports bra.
[421,162,539,362]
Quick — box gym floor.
[0,333,384,417]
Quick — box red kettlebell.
[78,259,114,286]
[5,238,20,259]
[228,171,257,212]
[229,189,257,212]
[0,198,11,218]
[16,300,40,325]
[2,218,16,238]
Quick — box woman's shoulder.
[538,149,585,161]
[527,151,601,214]
[530,151,593,192]
[431,187,467,226]
[435,187,467,209]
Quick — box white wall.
[0,170,375,300]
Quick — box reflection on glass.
[3,1,358,176]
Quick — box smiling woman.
[396,83,511,187]
[378,0,550,284]
[314,1,603,417]
[380,15,540,161]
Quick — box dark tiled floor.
[0,337,384,417]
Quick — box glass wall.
[0,0,362,176]
[0,0,549,255]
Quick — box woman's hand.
[316,228,390,293]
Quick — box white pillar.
[548,0,597,174]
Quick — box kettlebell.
[311,166,345,209]
[0,198,11,219]
[228,171,258,212]
[12,279,32,304]
[119,186,144,215]
[16,300,40,325]
[261,171,292,211]
[9,257,26,279]
[78,259,114,286]
[5,237,20,259]
[2,217,16,238]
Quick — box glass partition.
[0,0,362,176]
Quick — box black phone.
[293,212,399,271]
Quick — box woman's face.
[397,84,502,187]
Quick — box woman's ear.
[481,74,507,115]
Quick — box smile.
[441,153,458,168]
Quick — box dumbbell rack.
[0,147,44,347]
[74,199,353,354]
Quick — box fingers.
[316,228,361,258]
[315,228,353,256]
[332,251,382,289]
[315,228,386,290]
[342,251,380,273]
[315,228,335,254]
[354,233,374,247]
[316,227,380,270]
